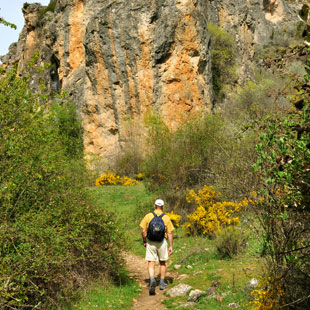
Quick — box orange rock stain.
[68,0,85,70]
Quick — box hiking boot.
[149,278,156,295]
[159,280,168,290]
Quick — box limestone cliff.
[1,0,299,161]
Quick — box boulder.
[187,289,206,302]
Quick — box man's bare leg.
[159,260,168,290]
[148,261,156,295]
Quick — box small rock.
[221,291,232,297]
[194,271,203,275]
[176,302,196,308]
[207,287,217,296]
[174,264,182,270]
[188,289,206,302]
[228,302,240,308]
[210,280,221,287]
[166,284,193,297]
[248,278,258,288]
[186,265,193,269]
[205,294,217,300]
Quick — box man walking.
[140,199,174,295]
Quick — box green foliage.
[51,97,84,158]
[112,120,145,176]
[207,23,236,101]
[298,4,310,45]
[0,66,124,308]
[143,112,224,190]
[0,16,17,29]
[39,0,57,19]
[142,111,258,209]
[253,62,310,308]
[214,226,248,258]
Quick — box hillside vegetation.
[1,7,310,310]
[0,64,125,308]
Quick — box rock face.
[1,0,298,161]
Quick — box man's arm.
[167,232,173,255]
[141,229,147,248]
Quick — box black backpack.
[147,212,166,242]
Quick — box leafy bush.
[227,71,290,126]
[141,111,260,211]
[0,66,124,308]
[253,60,310,308]
[207,23,236,101]
[214,226,248,258]
[183,186,248,237]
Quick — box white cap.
[155,199,164,207]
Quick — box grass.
[64,272,141,310]
[66,182,263,310]
[88,182,155,256]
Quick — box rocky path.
[124,253,176,310]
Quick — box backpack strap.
[152,212,165,218]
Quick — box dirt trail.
[124,253,176,310]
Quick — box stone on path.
[166,284,193,297]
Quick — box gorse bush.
[183,186,248,237]
[95,172,138,186]
[165,211,182,228]
[250,277,284,310]
[0,66,124,308]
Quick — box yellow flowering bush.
[166,211,182,227]
[250,277,284,310]
[183,185,248,237]
[135,173,144,180]
[95,172,137,187]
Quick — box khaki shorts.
[145,238,168,261]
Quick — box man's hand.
[144,242,147,248]
[168,246,173,255]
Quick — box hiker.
[139,199,174,295]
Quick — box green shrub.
[0,66,124,308]
[207,23,236,101]
[253,60,310,308]
[141,111,258,207]
[228,71,290,126]
[39,0,57,19]
[214,226,248,258]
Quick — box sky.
[0,0,50,58]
